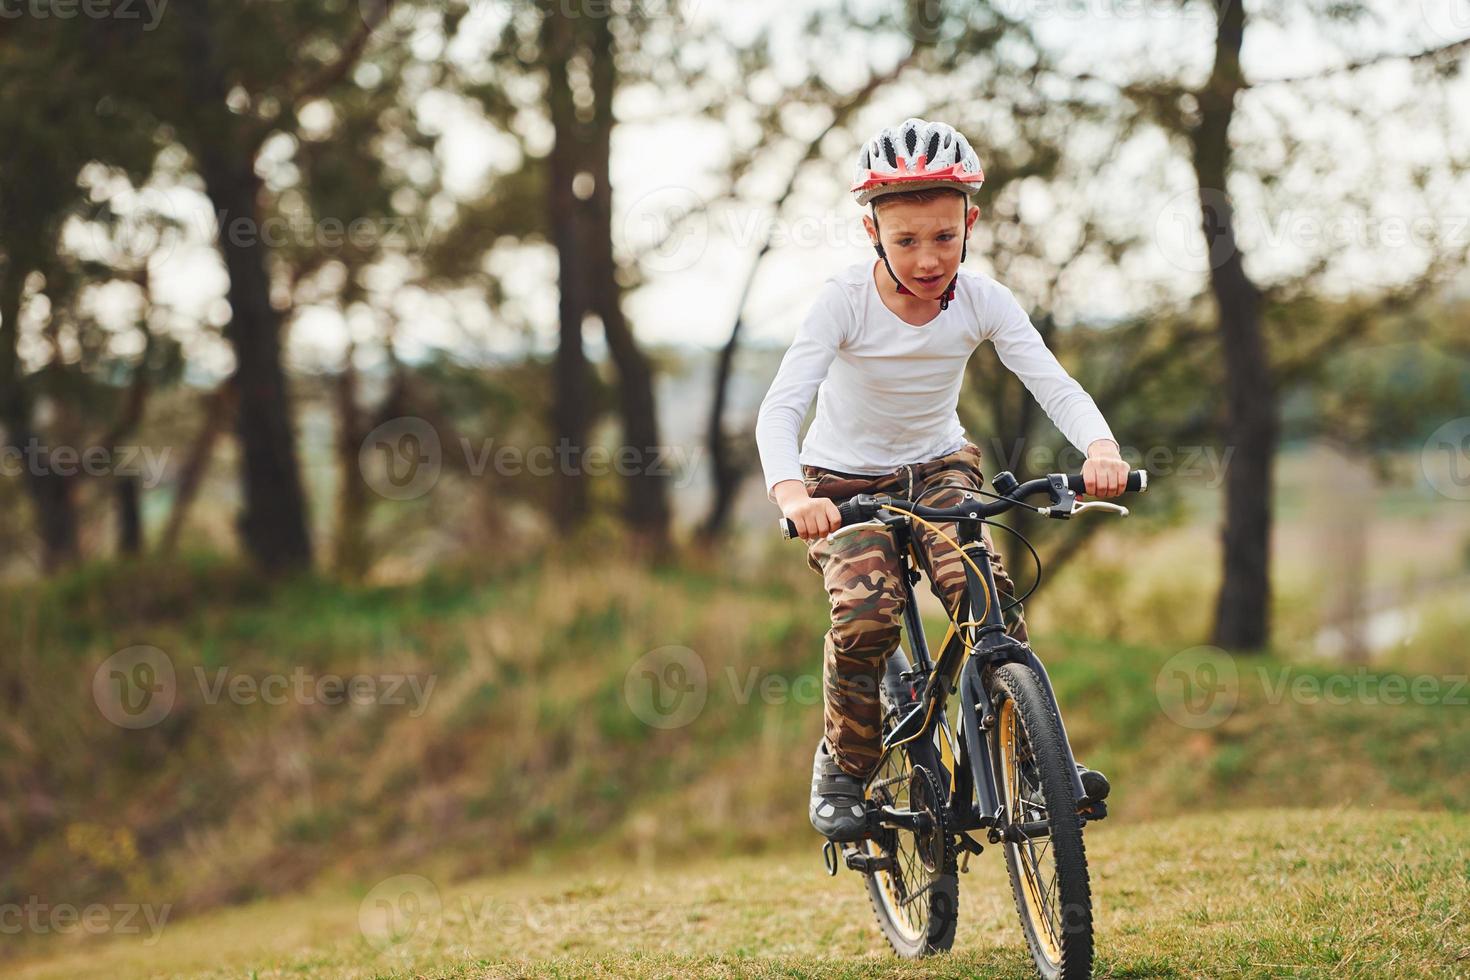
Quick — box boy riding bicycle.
[755,118,1130,842]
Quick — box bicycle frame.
[872,506,1095,838]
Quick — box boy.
[754,118,1130,841]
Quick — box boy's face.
[864,196,981,299]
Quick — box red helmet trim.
[850,155,985,193]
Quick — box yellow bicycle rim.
[998,696,1062,964]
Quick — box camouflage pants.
[803,442,1029,779]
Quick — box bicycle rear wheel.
[860,664,958,957]
[989,662,1093,979]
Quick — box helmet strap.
[948,199,968,308]
[870,204,912,293]
[870,201,965,308]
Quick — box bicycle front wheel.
[989,662,1093,979]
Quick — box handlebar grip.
[780,495,873,541]
[1066,469,1148,494]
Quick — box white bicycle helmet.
[851,117,985,205]
[852,118,984,309]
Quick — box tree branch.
[247,7,386,152]
[1247,35,1470,87]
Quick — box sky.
[54,0,1470,383]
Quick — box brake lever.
[1039,498,1130,519]
[826,518,886,541]
[1039,473,1079,519]
[1072,499,1130,517]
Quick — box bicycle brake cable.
[979,518,1043,610]
[879,503,992,655]
[880,474,1055,655]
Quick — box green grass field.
[5,448,1468,979]
[12,808,1468,979]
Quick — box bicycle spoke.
[1024,842,1060,938]
[863,678,960,954]
[888,775,937,936]
[1043,868,1062,929]
[898,877,937,908]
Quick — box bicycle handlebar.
[779,468,1148,541]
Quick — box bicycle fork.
[949,531,1102,838]
[954,648,1105,840]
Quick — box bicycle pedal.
[1079,799,1108,821]
[822,839,839,876]
[844,851,893,874]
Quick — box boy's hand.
[1082,439,1129,499]
[772,480,842,541]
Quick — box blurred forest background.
[2,0,1469,974]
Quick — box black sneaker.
[1019,762,1111,807]
[1077,763,1110,802]
[809,739,868,842]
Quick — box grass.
[9,808,1468,979]
[4,398,1469,974]
[4,544,1469,941]
[4,447,1469,975]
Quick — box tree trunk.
[584,10,669,552]
[594,277,670,551]
[1195,0,1276,651]
[0,264,81,571]
[116,475,142,556]
[543,5,593,529]
[183,0,312,573]
[200,159,314,572]
[160,381,235,555]
[0,264,22,438]
[699,309,749,541]
[333,343,371,579]
[100,310,153,560]
[25,468,81,572]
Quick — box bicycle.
[780,467,1147,978]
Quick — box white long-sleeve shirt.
[755,260,1115,501]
